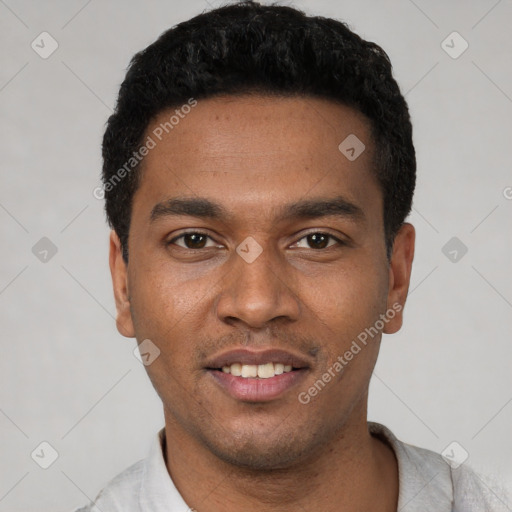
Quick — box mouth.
[206,362,302,378]
[205,348,311,402]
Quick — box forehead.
[145,94,373,164]
[133,94,380,225]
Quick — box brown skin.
[109,95,415,512]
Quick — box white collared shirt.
[72,422,509,511]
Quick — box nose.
[215,241,301,329]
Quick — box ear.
[109,230,135,338]
[383,223,415,334]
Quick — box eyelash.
[167,231,345,251]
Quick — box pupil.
[309,233,328,249]
[183,234,329,249]
[186,233,206,248]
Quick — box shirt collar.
[138,427,191,512]
[368,422,453,511]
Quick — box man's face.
[110,95,413,469]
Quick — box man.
[75,2,505,510]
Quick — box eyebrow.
[149,195,365,224]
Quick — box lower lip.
[208,369,308,402]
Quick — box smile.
[219,362,294,379]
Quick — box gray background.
[1,0,511,510]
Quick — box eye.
[169,232,219,250]
[168,231,344,251]
[292,232,343,250]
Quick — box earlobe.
[383,223,415,335]
[109,230,136,338]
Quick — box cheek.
[305,261,387,330]
[128,271,209,399]
[128,265,202,356]
[301,261,389,384]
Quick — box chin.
[201,430,315,471]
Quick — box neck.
[163,399,398,512]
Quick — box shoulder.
[450,465,511,511]
[70,457,146,512]
[369,422,509,511]
[69,427,189,511]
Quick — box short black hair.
[102,1,416,262]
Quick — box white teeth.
[257,363,275,379]
[230,363,242,377]
[241,364,258,377]
[274,363,284,375]
[221,362,296,378]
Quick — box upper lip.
[205,348,311,369]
